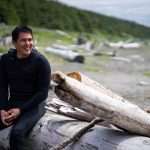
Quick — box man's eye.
[28,39,33,42]
[20,39,32,42]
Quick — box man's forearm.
[20,89,48,112]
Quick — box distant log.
[45,47,84,63]
[93,50,116,57]
[52,71,150,137]
[0,111,150,150]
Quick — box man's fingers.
[0,108,21,126]
[4,113,16,122]
[5,116,16,122]
[1,112,15,126]
[2,116,14,126]
[1,118,11,126]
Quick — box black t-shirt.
[0,49,51,112]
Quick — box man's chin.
[23,50,32,57]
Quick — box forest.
[0,0,150,39]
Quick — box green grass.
[0,25,139,49]
[0,47,6,53]
[144,71,150,77]
[33,27,77,47]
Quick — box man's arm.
[20,57,51,112]
[0,56,11,126]
[0,56,9,110]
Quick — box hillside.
[0,0,150,39]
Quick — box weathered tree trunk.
[0,111,150,150]
[52,71,150,137]
[45,47,84,63]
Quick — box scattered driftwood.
[52,71,150,137]
[93,50,116,57]
[0,35,12,47]
[105,41,141,49]
[137,81,150,86]
[45,47,84,63]
[1,111,150,150]
[120,43,141,49]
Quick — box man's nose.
[25,40,30,45]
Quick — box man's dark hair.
[12,26,33,42]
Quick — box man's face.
[14,32,33,58]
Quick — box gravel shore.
[49,45,150,109]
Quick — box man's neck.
[17,52,31,59]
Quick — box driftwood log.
[0,110,150,150]
[1,71,150,149]
[52,71,150,137]
[45,47,84,63]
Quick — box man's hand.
[0,108,21,126]
[0,110,12,126]
[6,108,21,123]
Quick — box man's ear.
[12,40,16,46]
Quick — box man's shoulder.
[32,50,50,72]
[0,49,15,61]
[33,49,49,64]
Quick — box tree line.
[0,0,150,39]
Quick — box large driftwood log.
[45,47,84,63]
[52,71,150,137]
[0,111,150,150]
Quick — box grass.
[1,25,149,73]
[33,27,77,47]
[0,47,6,53]
[44,52,66,65]
[144,71,150,77]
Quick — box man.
[0,26,51,150]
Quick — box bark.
[52,71,150,137]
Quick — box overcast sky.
[58,0,150,27]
